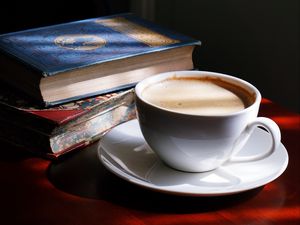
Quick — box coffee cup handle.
[228,117,281,163]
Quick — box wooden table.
[0,99,299,225]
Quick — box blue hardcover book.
[0,13,201,106]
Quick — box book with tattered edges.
[0,84,136,158]
[0,13,200,106]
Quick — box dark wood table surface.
[0,99,299,225]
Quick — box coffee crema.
[141,76,255,115]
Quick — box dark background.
[0,0,298,112]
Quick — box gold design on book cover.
[95,17,179,47]
[54,34,106,50]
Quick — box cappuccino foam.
[142,77,250,115]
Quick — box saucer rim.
[99,146,288,197]
[98,120,289,197]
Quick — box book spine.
[0,53,44,104]
[0,90,136,158]
[0,119,52,154]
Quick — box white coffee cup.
[135,71,281,172]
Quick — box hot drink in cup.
[135,71,281,172]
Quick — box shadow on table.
[47,142,263,213]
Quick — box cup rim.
[135,70,261,118]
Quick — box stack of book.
[0,13,200,158]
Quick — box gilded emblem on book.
[54,34,106,50]
[95,17,179,47]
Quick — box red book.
[0,84,136,158]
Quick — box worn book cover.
[0,13,200,106]
[0,85,136,157]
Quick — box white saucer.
[98,119,289,196]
